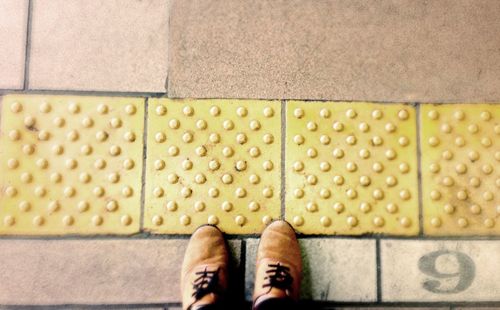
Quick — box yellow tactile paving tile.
[0,95,144,234]
[144,99,281,234]
[286,101,418,235]
[421,104,500,235]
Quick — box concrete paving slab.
[381,240,500,302]
[168,0,500,102]
[29,0,169,92]
[0,239,241,305]
[245,238,377,302]
[0,0,28,89]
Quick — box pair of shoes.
[181,220,302,310]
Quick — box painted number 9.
[418,250,475,294]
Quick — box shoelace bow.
[192,267,220,300]
[263,262,293,291]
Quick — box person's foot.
[181,225,228,310]
[252,220,302,310]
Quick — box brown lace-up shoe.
[181,225,228,310]
[252,220,302,310]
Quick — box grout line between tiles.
[23,0,33,90]
[376,238,382,302]
[139,98,149,232]
[416,103,424,236]
[280,100,286,220]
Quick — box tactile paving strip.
[421,104,499,235]
[286,101,418,235]
[144,99,281,234]
[0,95,144,234]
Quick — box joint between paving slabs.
[139,97,149,232]
[280,99,286,220]
[415,102,424,236]
[376,238,382,302]
[23,0,33,91]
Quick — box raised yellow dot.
[333,202,344,213]
[347,216,358,227]
[262,216,273,225]
[359,175,371,186]
[263,107,274,117]
[62,215,74,226]
[183,105,194,116]
[386,203,398,214]
[454,110,465,120]
[263,133,274,144]
[91,215,104,226]
[249,201,260,212]
[40,101,51,113]
[208,215,219,225]
[345,109,357,118]
[18,201,31,212]
[470,204,481,214]
[235,187,246,198]
[169,118,180,129]
[443,204,455,214]
[10,101,22,113]
[428,137,440,147]
[235,215,246,226]
[359,202,371,213]
[384,122,396,132]
[166,201,178,211]
[32,216,44,226]
[457,218,468,228]
[8,130,20,141]
[180,215,191,226]
[427,110,439,120]
[359,122,370,132]
[441,123,452,133]
[67,102,80,114]
[77,201,89,213]
[181,187,192,198]
[153,187,164,198]
[3,216,15,226]
[430,217,441,227]
[123,159,135,170]
[372,109,383,119]
[210,106,221,116]
[400,217,411,228]
[294,108,304,118]
[152,215,163,226]
[320,216,332,227]
[332,121,344,132]
[320,108,331,118]
[20,172,33,183]
[293,216,304,226]
[7,158,19,169]
[293,188,304,198]
[194,201,206,212]
[373,216,385,227]
[306,202,318,212]
[319,161,330,172]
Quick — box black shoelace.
[192,267,220,300]
[263,263,293,291]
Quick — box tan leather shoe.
[181,225,228,310]
[252,220,302,309]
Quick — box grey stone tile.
[0,239,240,305]
[0,0,28,89]
[381,240,500,302]
[168,0,500,102]
[245,238,377,302]
[29,0,169,92]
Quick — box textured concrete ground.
[0,0,499,309]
